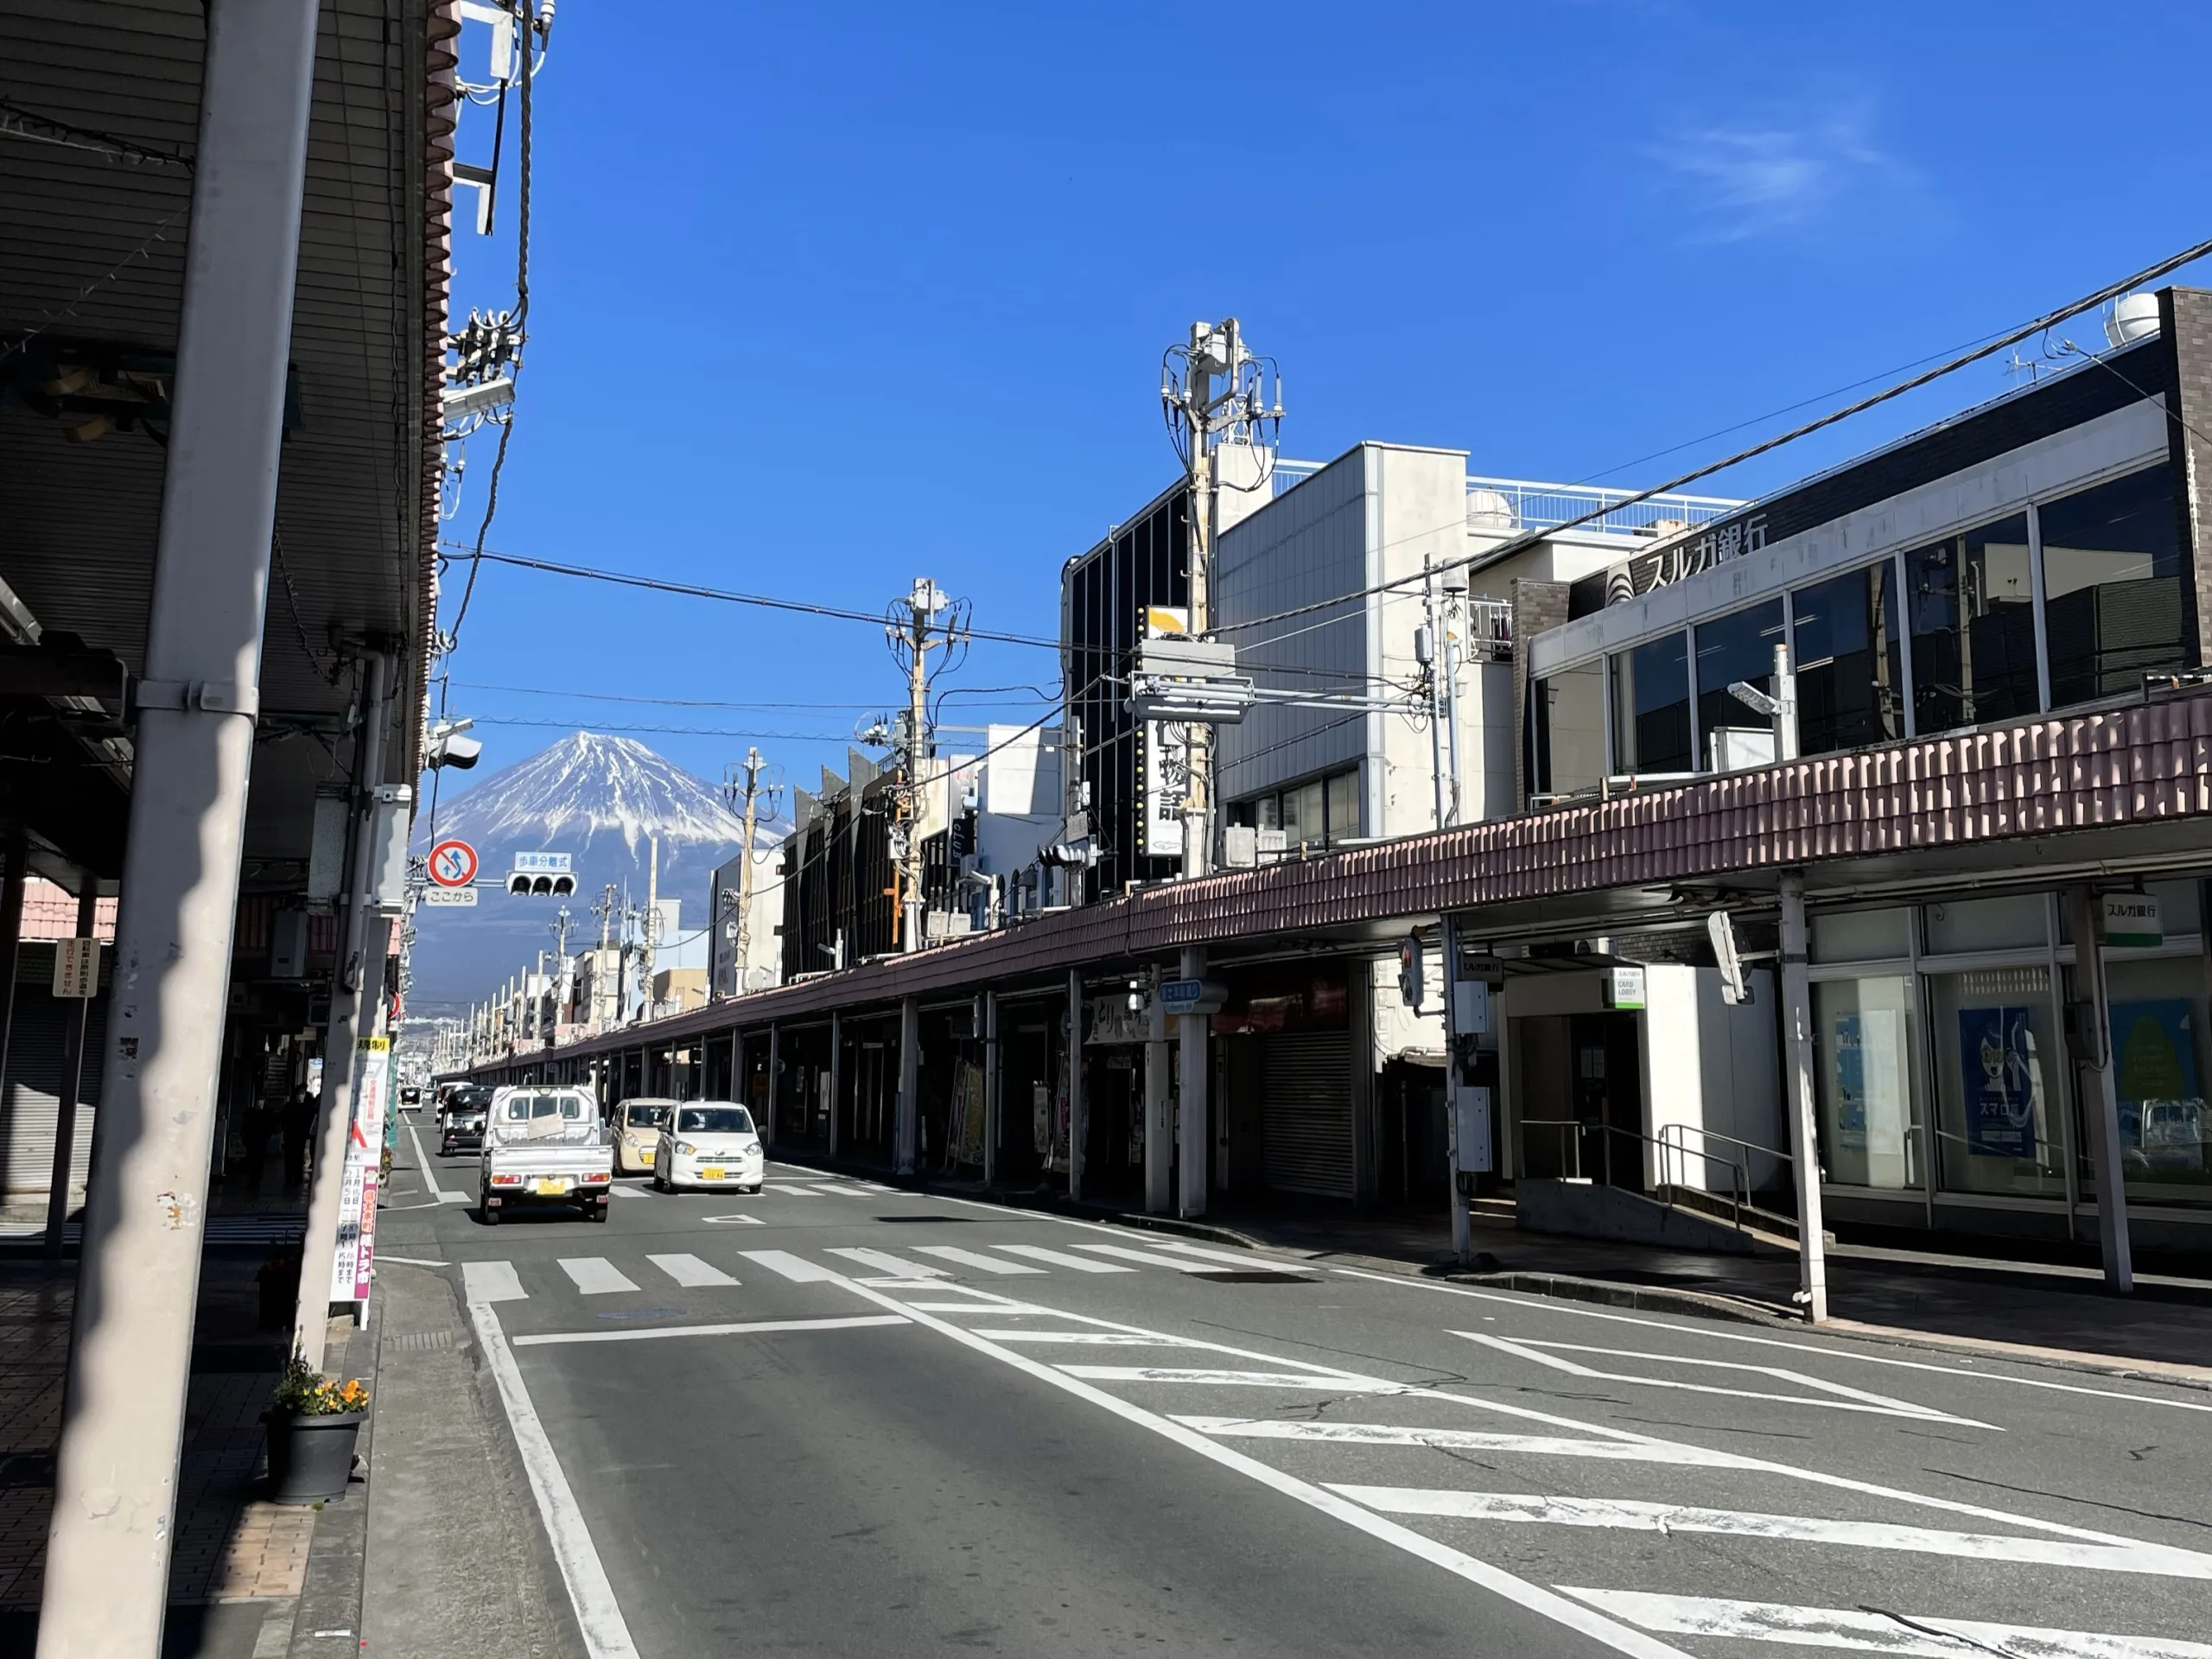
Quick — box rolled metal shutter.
[3,996,73,1199]
[1260,1031,1353,1198]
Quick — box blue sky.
[433,0,2212,801]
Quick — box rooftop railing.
[1270,459,1742,538]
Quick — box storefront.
[1213,960,1359,1201]
[1808,880,2210,1245]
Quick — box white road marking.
[813,1184,878,1198]
[1557,1587,2212,1659]
[377,1255,449,1268]
[559,1258,640,1295]
[976,1331,1184,1345]
[762,1184,822,1196]
[738,1249,842,1282]
[605,1185,644,1199]
[465,1287,639,1656]
[702,1214,766,1225]
[1172,1417,1749,1467]
[815,1272,1692,1659]
[912,1245,1046,1275]
[1072,1242,1220,1272]
[648,1253,738,1287]
[1326,1488,2212,1579]
[1060,1366,1422,1394]
[1337,1268,2212,1414]
[828,1247,948,1279]
[512,1314,909,1348]
[994,1243,1135,1274]
[461,1261,527,1303]
[1145,1240,1316,1272]
[1456,1331,1993,1427]
[404,1122,472,1203]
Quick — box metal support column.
[764,1026,779,1147]
[1143,964,1171,1214]
[1777,874,1830,1322]
[39,3,321,1648]
[1066,969,1085,1200]
[0,829,24,1112]
[296,649,392,1368]
[2068,885,2134,1293]
[895,995,919,1174]
[1177,945,1209,1218]
[43,879,102,1257]
[828,1010,842,1160]
[982,992,1000,1187]
[1441,913,1473,1265]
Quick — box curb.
[286,1301,384,1659]
[1448,1270,1795,1326]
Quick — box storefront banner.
[1957,1007,2040,1160]
[2111,999,2204,1170]
[328,1036,391,1302]
[1832,1009,1908,1160]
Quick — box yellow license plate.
[531,1178,569,1195]
[701,1166,725,1181]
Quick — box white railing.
[1271,459,1741,540]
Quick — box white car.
[652,1102,766,1194]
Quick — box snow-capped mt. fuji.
[421,731,759,855]
[407,732,780,1016]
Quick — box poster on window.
[1833,1014,1867,1151]
[1957,1007,2041,1160]
[2110,1000,2205,1172]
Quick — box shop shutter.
[2,993,101,1203]
[1260,1031,1353,1198]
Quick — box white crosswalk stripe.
[1061,1365,1420,1393]
[1072,1242,1221,1272]
[911,1245,1046,1275]
[559,1257,639,1295]
[648,1253,738,1287]
[993,1243,1135,1274]
[1325,1488,2212,1579]
[462,1260,527,1304]
[828,1247,948,1280]
[1170,1417,1747,1467]
[1557,1588,2212,1659]
[739,1249,842,1282]
[762,1183,822,1196]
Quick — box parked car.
[437,1084,492,1155]
[652,1103,765,1194]
[611,1096,679,1175]
[480,1086,613,1224]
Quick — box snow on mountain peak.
[419,730,753,855]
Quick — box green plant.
[273,1350,371,1417]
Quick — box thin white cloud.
[1649,106,1900,243]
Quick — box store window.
[2039,464,2190,708]
[1532,661,1605,798]
[1810,906,1912,964]
[1610,631,1691,775]
[1325,772,1360,844]
[1812,976,1922,1189]
[1694,599,1786,772]
[1906,513,2037,734]
[1927,965,2066,1198]
[1925,893,2048,955]
[1230,767,1362,851]
[2094,953,2211,1205]
[1793,563,1904,753]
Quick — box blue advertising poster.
[1957,1006,2038,1159]
[1833,1014,1866,1152]
[2110,1000,2204,1171]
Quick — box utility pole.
[550,905,573,1032]
[731,747,766,992]
[886,578,962,950]
[1420,560,1449,832]
[642,836,659,1011]
[1160,319,1282,879]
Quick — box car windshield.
[624,1103,671,1130]
[676,1106,753,1135]
[446,1089,487,1112]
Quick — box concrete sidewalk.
[0,1239,370,1656]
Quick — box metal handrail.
[1522,1117,1753,1232]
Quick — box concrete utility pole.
[1420,563,1449,832]
[1160,318,1281,880]
[887,577,957,951]
[643,836,659,1000]
[297,648,396,1366]
[1178,944,1210,1218]
[733,747,765,991]
[39,4,321,1649]
[1144,963,1172,1214]
[1777,872,1830,1322]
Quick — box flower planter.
[265,1409,365,1503]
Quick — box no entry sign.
[428,837,479,888]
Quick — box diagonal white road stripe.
[1327,1488,2212,1579]
[1557,1586,2212,1659]
[828,1247,948,1280]
[1172,1417,1750,1466]
[1059,1366,1421,1393]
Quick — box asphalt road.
[372,1114,2212,1659]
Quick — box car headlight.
[674,1141,696,1156]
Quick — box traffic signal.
[1397,932,1425,1011]
[506,873,575,897]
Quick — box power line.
[1218,238,2212,639]
[469,716,854,740]
[437,545,1063,650]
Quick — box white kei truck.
[478,1084,613,1224]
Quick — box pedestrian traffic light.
[1397,932,1425,1011]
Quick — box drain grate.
[387,1328,457,1353]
